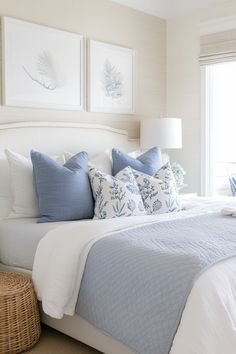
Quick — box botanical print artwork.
[89,40,135,114]
[3,17,83,110]
[89,166,145,219]
[102,59,123,99]
[22,51,62,91]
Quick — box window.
[201,61,236,196]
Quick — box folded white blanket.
[221,207,236,217]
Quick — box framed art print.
[2,17,83,110]
[88,40,135,114]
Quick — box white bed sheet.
[0,218,65,269]
[171,257,236,354]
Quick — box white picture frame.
[88,40,135,114]
[2,16,84,111]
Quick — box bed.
[1,122,236,354]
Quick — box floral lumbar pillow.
[132,162,181,215]
[89,166,146,219]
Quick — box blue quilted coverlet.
[76,213,236,354]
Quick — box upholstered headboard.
[0,121,137,157]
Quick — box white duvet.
[33,197,236,354]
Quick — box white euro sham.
[5,149,65,218]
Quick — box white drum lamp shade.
[141,118,182,150]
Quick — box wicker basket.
[0,272,41,354]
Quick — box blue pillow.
[31,150,94,223]
[112,147,163,176]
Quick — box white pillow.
[5,150,65,218]
[89,151,112,175]
[132,162,181,215]
[0,157,13,218]
[89,166,146,219]
[64,150,112,175]
[65,150,166,176]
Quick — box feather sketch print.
[23,51,64,90]
[102,59,124,99]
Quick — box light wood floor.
[27,325,102,354]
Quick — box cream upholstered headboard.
[0,121,138,157]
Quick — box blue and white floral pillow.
[155,162,174,182]
[132,163,181,215]
[89,166,146,219]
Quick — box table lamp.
[140,118,182,151]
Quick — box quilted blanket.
[76,213,236,354]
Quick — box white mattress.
[0,218,66,270]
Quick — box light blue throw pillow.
[112,147,162,176]
[31,150,94,223]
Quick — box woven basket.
[0,272,41,354]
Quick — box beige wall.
[3,0,234,193]
[0,0,166,139]
[167,0,236,194]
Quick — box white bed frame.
[0,121,138,157]
[0,121,136,354]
